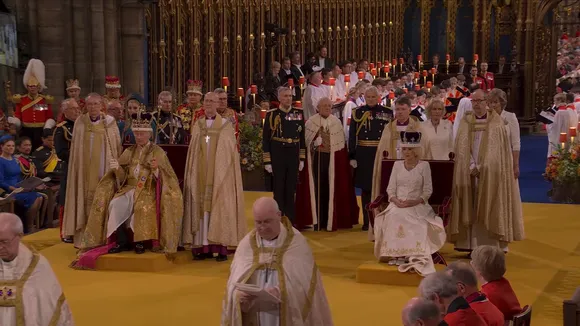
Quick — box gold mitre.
[66,79,81,90]
[23,59,46,89]
[131,110,153,132]
[186,79,203,95]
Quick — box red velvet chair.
[367,150,455,265]
[512,305,532,326]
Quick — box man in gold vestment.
[63,93,122,248]
[449,90,524,252]
[182,92,246,262]
[0,213,74,326]
[71,111,183,269]
[221,197,333,326]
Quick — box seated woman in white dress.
[422,99,453,160]
[373,131,446,276]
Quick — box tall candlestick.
[221,77,229,93]
[237,87,244,112]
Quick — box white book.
[234,283,281,303]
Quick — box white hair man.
[221,197,333,325]
[295,97,359,231]
[0,213,74,325]
[262,87,306,224]
[419,271,486,325]
[348,85,393,231]
[62,93,122,247]
[182,92,246,262]
[402,297,443,326]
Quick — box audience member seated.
[402,297,444,326]
[419,271,486,325]
[373,131,446,275]
[446,261,505,326]
[422,100,453,160]
[0,136,43,233]
[471,245,522,321]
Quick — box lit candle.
[369,63,375,70]
[344,74,350,95]
[422,70,427,85]
[221,77,229,93]
[570,127,577,143]
[560,132,568,149]
[299,76,305,96]
[431,68,436,83]
[417,54,422,71]
[474,54,479,67]
[237,87,244,112]
[250,84,257,106]
[287,78,294,89]
[358,71,364,80]
[414,71,419,84]
[383,66,390,79]
[294,101,302,108]
[388,91,395,107]
[391,59,397,72]
[371,68,377,79]
[329,77,335,98]
[399,58,404,72]
[415,84,420,91]
[426,81,432,92]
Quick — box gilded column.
[445,0,457,59]
[119,0,147,95]
[36,0,66,102]
[420,0,433,59]
[480,0,488,61]
[515,0,524,64]
[524,0,535,117]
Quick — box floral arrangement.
[239,119,263,172]
[545,141,580,203]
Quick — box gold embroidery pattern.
[380,241,425,257]
[396,225,405,238]
[0,253,40,326]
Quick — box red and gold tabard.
[483,72,495,90]
[12,93,54,128]
[177,103,202,131]
[103,95,125,104]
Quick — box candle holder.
[344,74,350,96]
[417,54,422,72]
[250,84,257,107]
[570,127,577,144]
[237,87,244,112]
[222,77,230,93]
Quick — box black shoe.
[216,254,228,262]
[362,225,369,231]
[135,243,145,254]
[108,244,129,254]
[193,253,206,260]
[62,237,73,244]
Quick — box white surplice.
[342,100,358,142]
[548,108,574,157]
[422,119,453,160]
[303,84,329,121]
[373,161,446,276]
[0,244,74,326]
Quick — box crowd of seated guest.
[404,245,524,326]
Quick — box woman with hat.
[372,131,446,276]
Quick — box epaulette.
[35,146,44,151]
[42,94,54,104]
[11,94,21,104]
[56,121,67,128]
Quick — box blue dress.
[0,156,42,208]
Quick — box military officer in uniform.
[10,59,56,150]
[177,79,204,131]
[54,98,81,242]
[348,86,392,230]
[262,87,306,224]
[152,90,187,144]
[32,128,61,227]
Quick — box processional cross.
[205,135,210,143]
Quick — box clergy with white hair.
[0,213,74,326]
[71,111,183,269]
[221,197,333,326]
[295,97,359,231]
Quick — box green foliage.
[239,120,263,172]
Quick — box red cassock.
[466,292,505,326]
[481,278,522,321]
[444,297,487,326]
[295,146,359,231]
[14,94,54,128]
[483,72,495,90]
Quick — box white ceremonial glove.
[314,136,323,147]
[265,164,273,174]
[299,161,304,171]
[350,160,358,169]
[109,159,119,170]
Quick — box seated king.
[70,110,183,270]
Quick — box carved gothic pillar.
[71,0,90,90]
[36,0,66,103]
[119,0,146,95]
[90,0,107,94]
[104,0,119,76]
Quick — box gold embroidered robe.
[79,143,183,253]
[221,218,333,326]
[182,114,246,248]
[63,114,121,248]
[0,244,74,326]
[449,110,525,246]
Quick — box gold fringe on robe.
[449,110,525,244]
[79,144,183,254]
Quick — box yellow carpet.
[25,192,580,326]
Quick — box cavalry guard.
[10,59,56,150]
[262,87,306,224]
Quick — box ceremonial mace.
[317,116,322,232]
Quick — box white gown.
[422,119,453,160]
[373,161,446,276]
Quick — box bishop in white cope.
[0,213,74,326]
[222,197,333,326]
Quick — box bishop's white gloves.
[299,161,304,171]
[109,159,119,170]
[314,137,323,147]
[265,164,273,174]
[350,160,357,168]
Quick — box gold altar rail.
[145,0,408,105]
